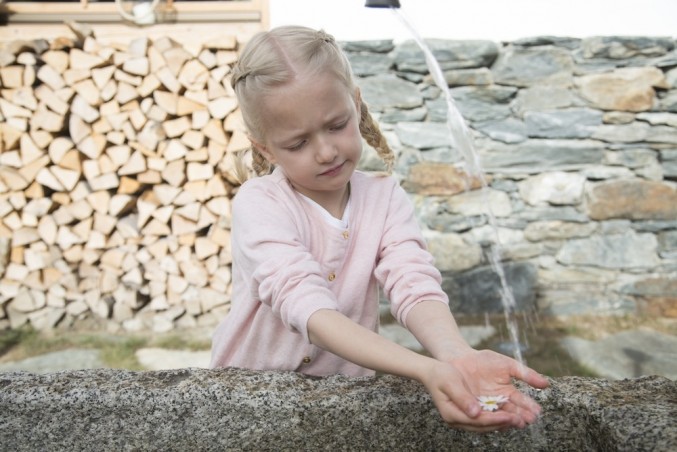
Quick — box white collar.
[298,192,351,229]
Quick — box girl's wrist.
[434,343,475,363]
[411,354,442,384]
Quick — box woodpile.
[0,23,250,332]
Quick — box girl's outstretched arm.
[307,308,547,432]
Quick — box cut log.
[137,73,162,98]
[154,90,179,115]
[195,236,219,260]
[20,134,44,165]
[41,50,70,74]
[77,132,106,159]
[186,162,214,182]
[115,82,139,105]
[162,159,186,187]
[202,118,228,145]
[177,95,205,116]
[108,194,135,217]
[30,108,65,133]
[207,77,228,100]
[162,139,188,161]
[69,114,91,144]
[152,205,174,224]
[58,149,81,172]
[128,36,149,58]
[51,166,80,191]
[114,68,142,87]
[34,85,70,116]
[91,65,116,90]
[72,79,101,106]
[36,65,66,90]
[226,129,249,154]
[1,123,23,150]
[69,48,106,71]
[122,56,150,77]
[1,98,33,119]
[63,68,91,87]
[181,130,205,150]
[163,46,192,76]
[207,96,237,120]
[118,149,147,176]
[197,49,216,69]
[178,59,209,91]
[100,79,117,102]
[71,94,100,123]
[4,86,38,112]
[156,66,182,93]
[0,66,25,89]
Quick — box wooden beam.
[1,1,269,25]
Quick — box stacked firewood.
[0,23,250,332]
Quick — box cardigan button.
[342,230,349,239]
[302,356,312,364]
[328,272,336,281]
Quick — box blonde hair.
[230,25,394,178]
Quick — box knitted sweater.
[209,168,448,376]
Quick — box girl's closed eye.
[330,120,349,132]
[286,140,306,151]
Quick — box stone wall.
[0,32,676,332]
[349,35,677,318]
[1,368,675,451]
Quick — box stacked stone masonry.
[0,29,676,332]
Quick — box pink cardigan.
[209,168,449,376]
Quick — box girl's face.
[254,71,362,209]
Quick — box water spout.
[365,0,401,8]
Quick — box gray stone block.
[0,369,674,451]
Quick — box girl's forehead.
[258,73,356,140]
[263,72,352,111]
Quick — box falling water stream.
[386,7,527,367]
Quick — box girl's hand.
[420,349,549,432]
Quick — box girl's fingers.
[435,370,483,418]
[499,399,540,425]
[510,361,550,389]
[509,389,543,414]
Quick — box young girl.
[210,25,549,432]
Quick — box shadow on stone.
[442,261,538,314]
[0,368,674,451]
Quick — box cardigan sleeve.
[373,182,449,327]
[231,178,338,343]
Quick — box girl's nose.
[315,137,337,163]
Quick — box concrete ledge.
[0,368,674,451]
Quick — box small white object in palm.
[477,395,509,412]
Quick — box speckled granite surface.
[0,368,674,451]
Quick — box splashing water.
[390,8,526,367]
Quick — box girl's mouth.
[320,162,345,177]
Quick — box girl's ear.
[249,136,276,164]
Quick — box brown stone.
[632,278,677,318]
[575,67,668,112]
[401,162,485,196]
[585,179,677,220]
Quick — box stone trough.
[0,368,674,451]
